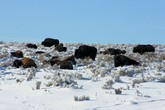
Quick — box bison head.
[74,49,81,59]
[13,60,22,68]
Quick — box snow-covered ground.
[0,42,165,110]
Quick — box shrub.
[157,76,165,82]
[115,88,122,94]
[111,73,121,82]
[26,68,36,81]
[160,54,165,60]
[36,81,41,90]
[45,81,54,87]
[74,95,90,101]
[132,78,146,88]
[50,72,82,89]
[102,79,115,89]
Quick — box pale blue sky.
[0,0,164,44]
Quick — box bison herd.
[11,38,156,69]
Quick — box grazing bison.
[49,55,76,66]
[13,57,37,68]
[21,57,37,68]
[62,47,67,52]
[41,38,59,47]
[49,56,60,66]
[75,45,97,60]
[133,44,155,55]
[101,48,126,55]
[59,61,73,70]
[63,55,76,65]
[44,55,75,69]
[55,43,67,52]
[13,60,22,68]
[114,55,140,67]
[26,43,37,49]
[11,50,23,58]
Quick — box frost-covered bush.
[45,81,53,87]
[99,69,111,77]
[74,73,83,80]
[16,78,25,83]
[102,79,115,89]
[74,95,90,101]
[24,50,36,57]
[26,67,36,81]
[154,62,165,72]
[111,73,121,82]
[91,68,111,78]
[160,54,165,60]
[157,76,165,83]
[0,52,9,59]
[76,57,93,66]
[43,75,52,80]
[111,66,144,77]
[97,54,113,63]
[144,75,155,82]
[37,53,52,67]
[144,53,158,62]
[132,78,146,88]
[49,72,82,89]
[0,57,14,67]
[115,88,122,94]
[36,81,41,90]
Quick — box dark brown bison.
[101,48,126,55]
[41,38,59,47]
[49,56,60,66]
[75,45,97,60]
[45,55,75,69]
[49,55,76,65]
[11,50,23,58]
[13,57,37,68]
[62,47,67,52]
[26,43,37,49]
[58,61,73,70]
[13,60,22,68]
[133,44,155,55]
[63,55,76,65]
[114,55,140,67]
[55,43,67,52]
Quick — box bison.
[26,43,37,49]
[62,47,67,52]
[55,43,67,52]
[133,44,155,55]
[22,57,37,68]
[75,45,97,60]
[41,38,59,47]
[63,55,76,65]
[13,57,37,68]
[114,55,140,67]
[49,56,60,66]
[49,55,76,66]
[13,60,22,68]
[59,61,73,70]
[44,55,76,70]
[101,48,126,55]
[11,50,23,58]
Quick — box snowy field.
[0,42,165,110]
